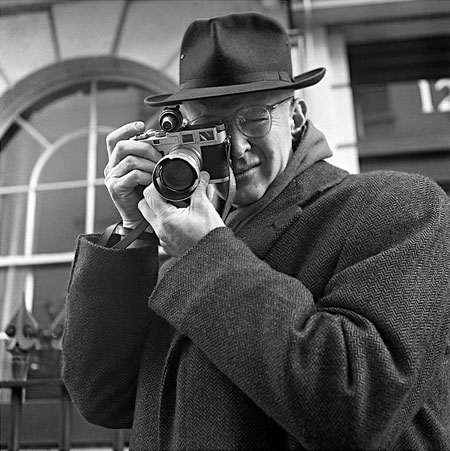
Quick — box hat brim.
[145,67,325,107]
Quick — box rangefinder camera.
[132,107,231,202]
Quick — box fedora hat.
[144,12,325,106]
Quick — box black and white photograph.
[0,0,449,449]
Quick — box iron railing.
[0,377,128,450]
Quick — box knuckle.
[103,175,109,187]
[105,133,113,148]
[138,198,146,209]
[129,169,141,184]
[123,155,138,171]
[104,176,114,190]
[103,163,110,178]
[114,140,127,157]
[106,133,118,152]
[143,185,152,201]
[144,182,155,196]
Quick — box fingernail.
[135,121,145,130]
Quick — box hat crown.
[179,13,294,89]
[144,12,325,106]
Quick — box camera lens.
[152,145,202,201]
[160,159,197,191]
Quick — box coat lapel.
[234,161,348,259]
[225,121,348,259]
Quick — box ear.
[291,99,307,133]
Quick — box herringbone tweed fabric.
[63,130,450,450]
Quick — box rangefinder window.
[182,133,194,143]
[199,131,215,141]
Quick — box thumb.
[193,171,210,198]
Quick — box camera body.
[132,108,230,201]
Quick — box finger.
[106,140,162,176]
[138,197,155,221]
[143,183,178,216]
[105,169,153,194]
[138,197,171,239]
[197,171,210,193]
[138,198,160,235]
[106,154,156,179]
[106,121,145,155]
[190,171,210,201]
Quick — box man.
[62,12,450,450]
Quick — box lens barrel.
[152,147,202,201]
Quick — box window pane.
[95,184,121,232]
[25,86,90,143]
[95,85,156,178]
[97,84,151,130]
[0,124,44,187]
[39,135,88,183]
[0,193,27,256]
[34,188,85,253]
[32,264,70,330]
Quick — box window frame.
[0,56,177,311]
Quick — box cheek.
[260,135,292,178]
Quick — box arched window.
[0,57,177,379]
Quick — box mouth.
[233,164,259,181]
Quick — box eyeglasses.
[189,96,293,138]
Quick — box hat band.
[180,71,293,89]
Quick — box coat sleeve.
[62,234,159,429]
[148,175,450,449]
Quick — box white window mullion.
[85,80,98,234]
[16,116,51,149]
[22,128,91,310]
[22,119,52,310]
[0,253,75,267]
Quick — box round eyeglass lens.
[236,106,271,138]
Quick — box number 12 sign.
[418,79,450,114]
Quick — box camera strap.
[220,137,236,220]
[98,219,155,249]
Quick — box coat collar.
[227,122,348,258]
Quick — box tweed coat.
[62,125,450,450]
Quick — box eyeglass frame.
[188,96,294,139]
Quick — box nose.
[227,123,251,160]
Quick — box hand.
[138,172,226,257]
[104,121,162,228]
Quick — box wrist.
[115,224,154,240]
[123,219,144,229]
[120,210,145,229]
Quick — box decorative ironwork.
[4,296,39,380]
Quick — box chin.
[232,188,266,207]
[214,183,267,208]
